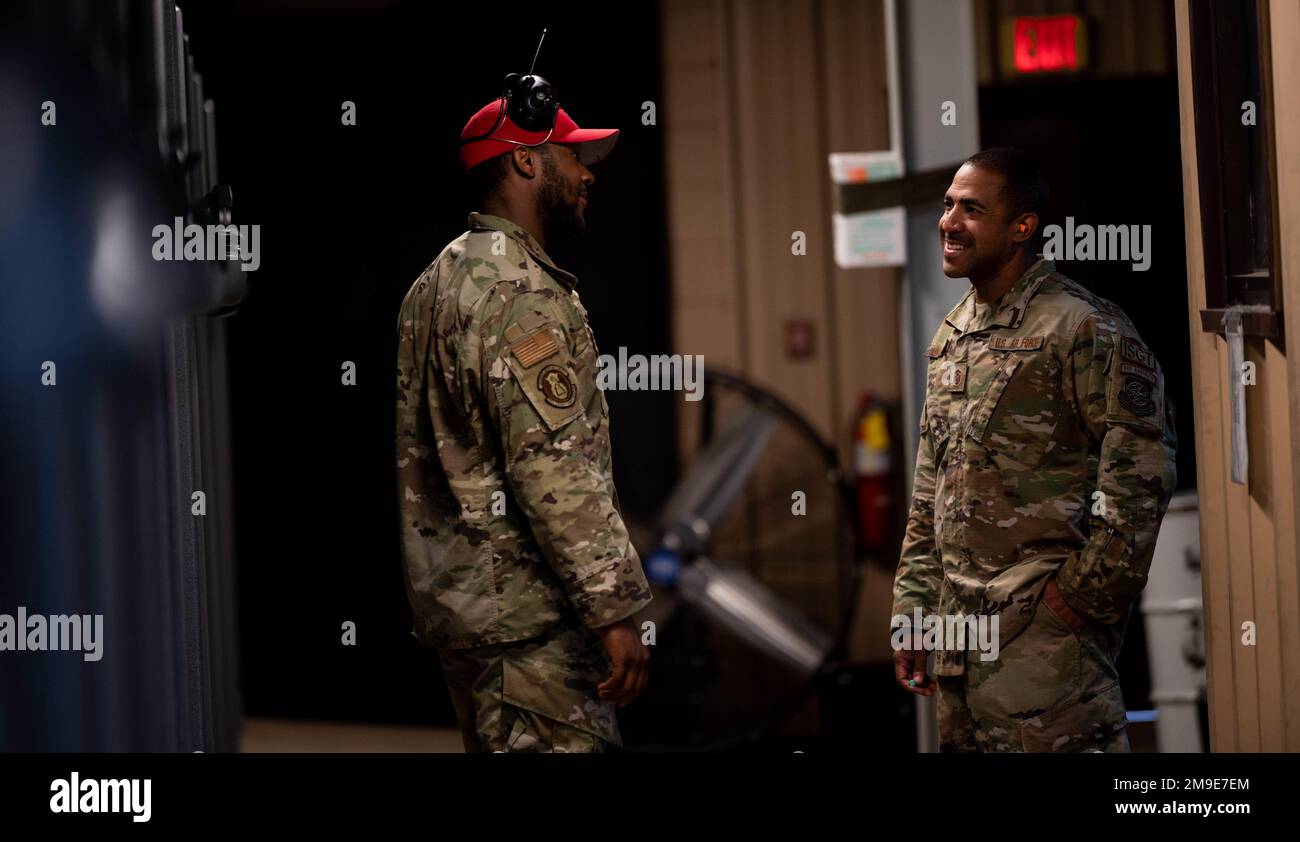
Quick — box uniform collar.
[944,258,1054,335]
[467,212,580,291]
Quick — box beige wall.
[661,0,900,662]
[1174,0,1300,751]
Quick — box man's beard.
[536,156,585,246]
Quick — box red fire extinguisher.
[854,394,893,552]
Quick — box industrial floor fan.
[618,368,869,751]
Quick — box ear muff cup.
[503,73,558,133]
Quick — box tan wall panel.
[1198,336,1237,753]
[673,302,744,369]
[1173,0,1236,751]
[661,0,746,415]
[728,2,843,609]
[819,0,891,150]
[1197,345,1237,752]
[1257,338,1290,747]
[818,0,901,429]
[666,191,731,296]
[665,0,729,63]
[1216,344,1260,751]
[662,0,900,666]
[1242,337,1274,748]
[834,273,900,402]
[663,65,729,127]
[818,0,901,660]
[1175,0,1300,751]
[662,128,727,187]
[664,0,899,444]
[1270,0,1300,752]
[731,0,838,440]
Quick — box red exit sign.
[1001,15,1089,75]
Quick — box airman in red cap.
[395,79,652,753]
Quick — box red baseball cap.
[458,99,619,172]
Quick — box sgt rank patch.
[1120,337,1156,371]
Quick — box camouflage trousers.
[436,614,620,753]
[936,594,1130,753]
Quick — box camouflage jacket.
[396,212,652,650]
[893,259,1177,675]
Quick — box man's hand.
[595,618,650,707]
[893,644,934,697]
[1043,577,1091,632]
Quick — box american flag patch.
[511,329,560,368]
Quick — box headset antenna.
[529,28,548,76]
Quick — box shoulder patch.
[503,352,583,432]
[1118,374,1157,417]
[510,328,560,369]
[1120,362,1156,383]
[537,365,577,408]
[1105,352,1164,434]
[503,311,550,342]
[1120,337,1156,371]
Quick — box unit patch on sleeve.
[537,364,576,408]
[1118,373,1156,417]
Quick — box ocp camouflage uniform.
[893,258,1177,752]
[396,212,652,752]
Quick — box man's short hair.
[463,145,552,210]
[463,152,512,210]
[962,147,1049,223]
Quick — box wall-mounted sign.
[1000,15,1088,76]
[829,151,907,268]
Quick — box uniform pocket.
[964,356,1021,443]
[1020,677,1126,752]
[549,722,604,753]
[966,354,1060,472]
[1038,596,1076,634]
[921,360,954,455]
[1018,598,1127,751]
[1020,596,1083,713]
[965,592,1082,739]
[499,623,622,746]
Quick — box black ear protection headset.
[459,31,560,149]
